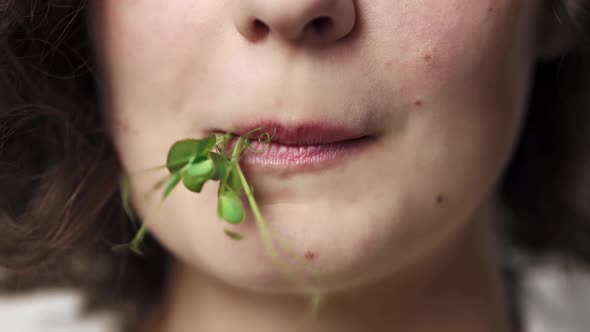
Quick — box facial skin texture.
[91,1,568,331]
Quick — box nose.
[233,0,357,44]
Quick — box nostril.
[234,1,356,43]
[251,19,270,40]
[307,16,333,36]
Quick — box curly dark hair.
[0,0,588,331]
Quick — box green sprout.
[114,128,324,328]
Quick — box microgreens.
[115,128,324,328]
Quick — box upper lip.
[210,120,370,146]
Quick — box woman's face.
[92,0,556,292]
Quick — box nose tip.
[233,0,357,44]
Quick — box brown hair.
[0,0,588,330]
[0,1,167,329]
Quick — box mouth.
[208,120,377,172]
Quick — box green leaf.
[217,191,244,224]
[166,134,217,173]
[223,228,245,240]
[195,134,218,156]
[210,152,229,181]
[163,173,182,198]
[166,139,199,173]
[180,157,215,193]
[182,174,207,193]
[187,157,215,178]
[227,169,242,194]
[211,153,242,194]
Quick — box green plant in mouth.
[115,128,323,328]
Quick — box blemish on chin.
[304,251,316,261]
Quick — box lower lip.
[234,136,374,172]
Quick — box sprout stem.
[128,196,165,255]
[234,156,323,329]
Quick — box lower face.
[91,0,541,293]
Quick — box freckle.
[424,54,432,62]
[304,251,316,261]
[436,195,444,204]
[415,100,423,107]
[488,7,494,13]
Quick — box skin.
[90,0,571,331]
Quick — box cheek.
[360,0,539,245]
[366,0,538,154]
[366,0,537,92]
[95,0,220,54]
[92,1,226,107]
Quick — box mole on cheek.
[304,251,316,261]
[436,195,444,205]
[415,100,423,107]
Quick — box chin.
[180,200,431,295]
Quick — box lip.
[208,120,375,172]
[230,121,368,146]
